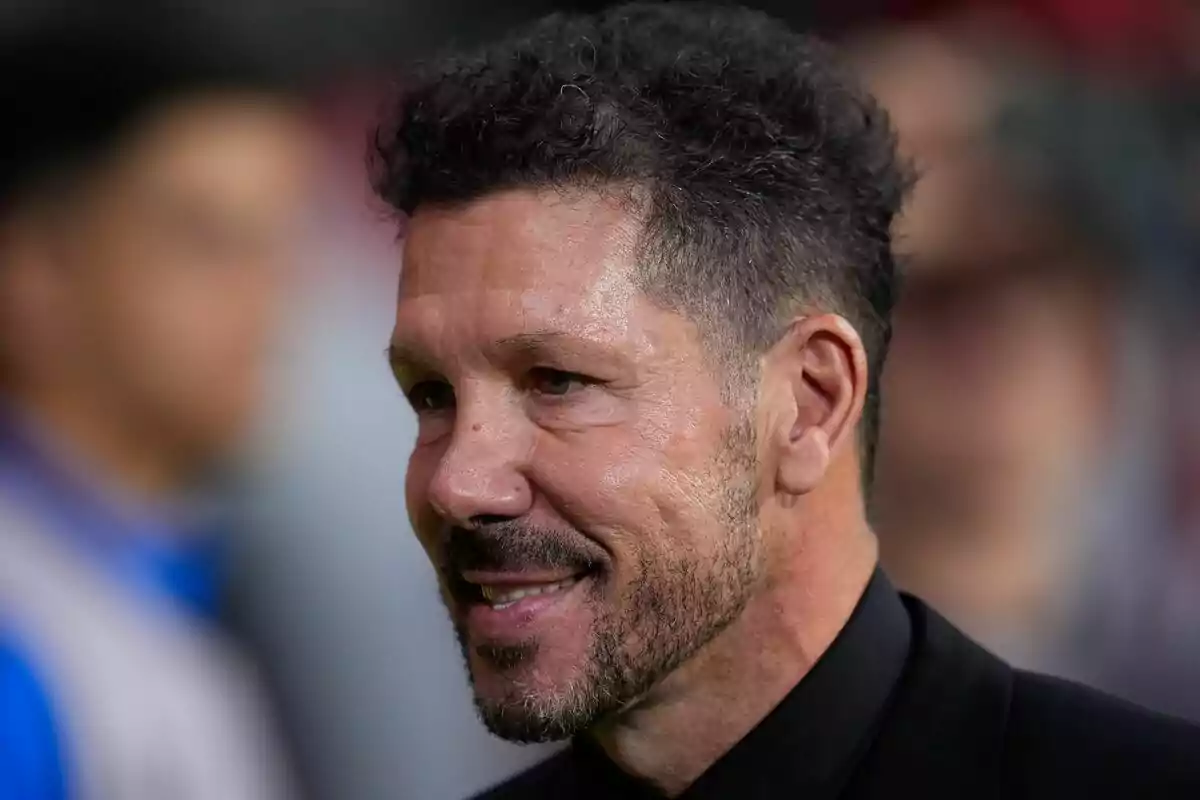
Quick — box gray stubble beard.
[466,418,763,743]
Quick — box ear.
[762,314,868,495]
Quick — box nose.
[426,406,534,527]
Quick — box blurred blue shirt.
[0,412,222,800]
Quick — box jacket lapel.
[841,596,1013,800]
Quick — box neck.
[7,388,191,507]
[592,519,878,797]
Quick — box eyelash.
[406,381,455,413]
[526,367,601,398]
[405,368,601,413]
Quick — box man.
[0,17,312,800]
[375,4,1200,798]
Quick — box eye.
[406,380,455,412]
[528,367,594,397]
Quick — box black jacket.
[477,575,1200,799]
[844,595,1200,799]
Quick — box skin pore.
[0,95,313,507]
[392,187,878,796]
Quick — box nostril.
[427,434,534,523]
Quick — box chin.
[467,645,600,743]
[467,640,583,704]
[473,685,598,744]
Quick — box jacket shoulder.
[851,594,1200,800]
[1003,670,1200,797]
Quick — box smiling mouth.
[459,566,595,611]
[477,575,585,609]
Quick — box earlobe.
[778,425,830,494]
[766,314,867,497]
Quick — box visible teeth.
[480,576,581,607]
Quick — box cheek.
[105,265,278,387]
[167,271,279,365]
[531,413,727,562]
[529,432,664,551]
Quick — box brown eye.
[407,380,455,412]
[528,368,591,397]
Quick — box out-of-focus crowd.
[0,1,1195,799]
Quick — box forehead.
[402,188,639,294]
[397,189,655,352]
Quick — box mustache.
[443,521,604,575]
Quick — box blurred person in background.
[227,87,556,800]
[0,16,313,800]
[850,22,1123,671]
[851,8,1200,710]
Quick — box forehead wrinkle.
[401,188,642,296]
[396,275,714,391]
[396,302,642,378]
[396,188,681,376]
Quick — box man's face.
[392,189,764,741]
[32,95,314,461]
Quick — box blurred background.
[0,1,1195,799]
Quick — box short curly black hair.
[373,2,910,489]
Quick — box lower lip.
[462,575,591,640]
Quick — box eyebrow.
[492,332,633,372]
[493,332,579,356]
[386,330,631,384]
